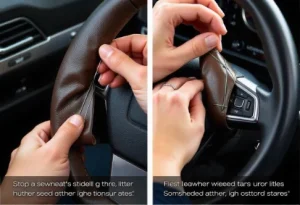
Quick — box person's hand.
[6,115,84,177]
[98,34,147,113]
[153,78,205,176]
[2,115,84,204]
[153,0,227,82]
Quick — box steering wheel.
[50,0,147,204]
[184,0,299,204]
[49,0,299,204]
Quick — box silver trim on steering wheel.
[226,77,259,123]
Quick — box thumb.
[46,115,84,155]
[99,44,146,90]
[172,33,220,68]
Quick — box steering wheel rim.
[50,0,147,204]
[191,0,299,203]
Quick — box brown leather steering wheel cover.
[200,49,237,128]
[50,0,147,204]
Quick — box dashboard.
[174,0,300,69]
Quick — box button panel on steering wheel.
[227,77,259,123]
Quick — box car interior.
[0,0,147,188]
[165,0,299,204]
[0,0,299,204]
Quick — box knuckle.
[207,0,213,6]
[153,93,160,104]
[217,15,223,23]
[168,92,185,104]
[154,2,171,16]
[11,149,17,158]
[32,123,44,132]
[153,92,164,103]
[20,135,29,145]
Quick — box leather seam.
[79,82,93,115]
[211,53,230,112]
[209,53,236,126]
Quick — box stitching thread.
[209,53,235,113]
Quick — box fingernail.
[220,10,225,18]
[97,62,101,72]
[69,115,83,127]
[98,75,103,85]
[100,44,114,58]
[205,35,218,48]
[221,24,228,33]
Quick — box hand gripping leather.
[200,49,236,128]
[50,0,147,204]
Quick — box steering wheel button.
[246,101,251,110]
[236,89,248,98]
[229,108,244,116]
[234,97,245,108]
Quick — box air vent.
[0,18,46,59]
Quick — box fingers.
[162,3,227,34]
[31,121,51,143]
[97,34,147,88]
[111,34,147,58]
[99,70,116,86]
[173,33,220,65]
[160,0,225,17]
[189,93,206,123]
[97,61,109,73]
[191,23,223,51]
[19,121,51,151]
[99,45,146,90]
[178,79,204,101]
[154,2,226,67]
[46,115,84,155]
[154,78,204,107]
[98,64,127,88]
[109,75,127,88]
[160,77,190,93]
[153,82,164,94]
